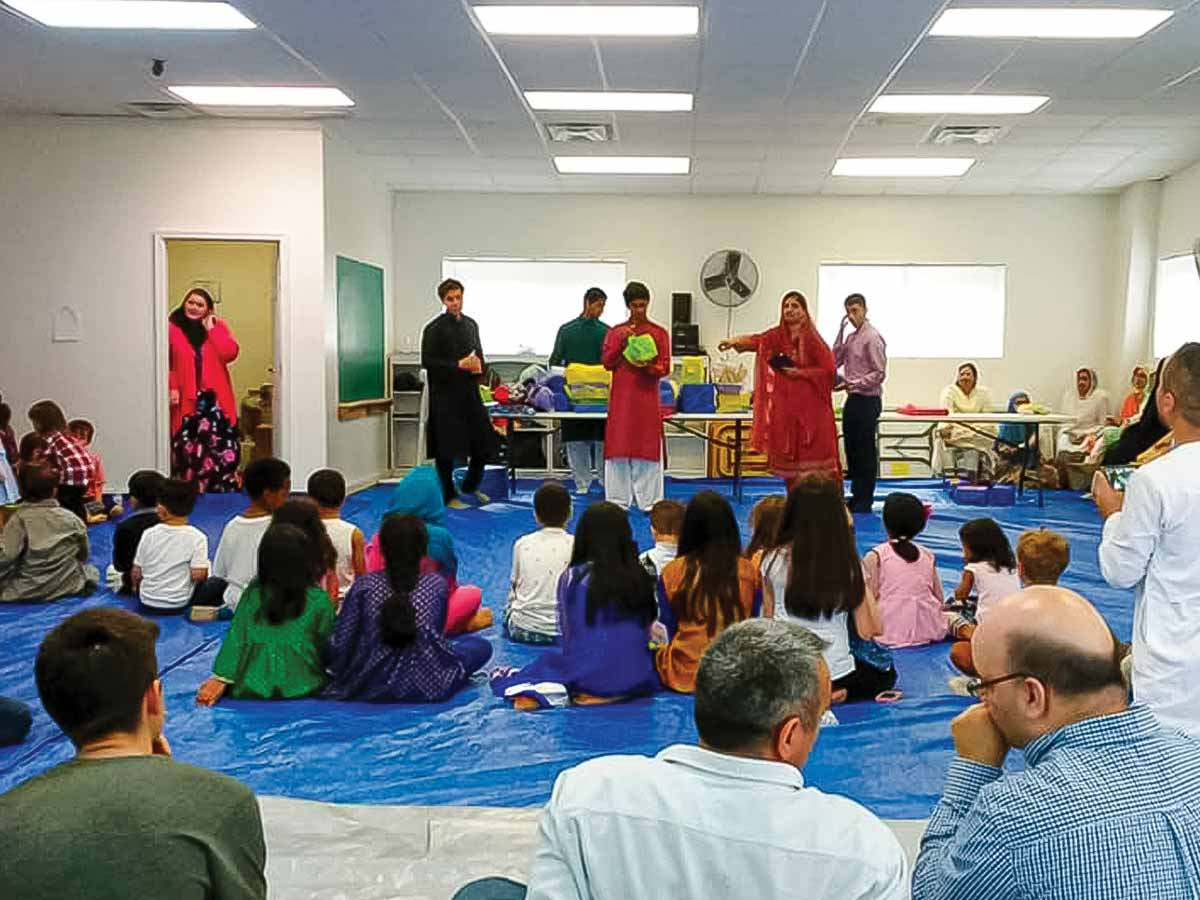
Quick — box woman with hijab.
[995,390,1038,464]
[935,362,995,476]
[1104,358,1169,465]
[718,291,841,490]
[1113,365,1151,425]
[168,288,239,435]
[1055,366,1111,457]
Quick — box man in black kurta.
[421,278,494,506]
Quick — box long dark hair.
[882,493,927,564]
[272,499,338,584]
[776,477,865,618]
[674,491,747,636]
[569,501,656,627]
[379,515,426,649]
[960,518,1016,573]
[745,494,786,560]
[256,524,315,625]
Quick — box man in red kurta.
[601,281,671,512]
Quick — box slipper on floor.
[503,681,569,710]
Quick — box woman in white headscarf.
[1055,366,1111,457]
[934,362,996,476]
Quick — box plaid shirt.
[913,705,1200,900]
[43,431,94,488]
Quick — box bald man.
[913,587,1200,900]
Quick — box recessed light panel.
[168,86,354,107]
[474,5,699,36]
[930,8,1172,39]
[554,156,691,174]
[870,94,1049,115]
[832,158,975,177]
[526,91,693,112]
[6,0,256,29]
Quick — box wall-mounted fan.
[700,248,760,337]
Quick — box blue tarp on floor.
[0,477,1130,818]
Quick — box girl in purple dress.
[323,516,491,702]
[491,501,660,705]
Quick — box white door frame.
[153,231,290,473]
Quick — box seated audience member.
[67,418,122,522]
[132,479,208,616]
[1095,342,1200,738]
[272,498,340,603]
[993,390,1041,476]
[17,432,48,470]
[935,362,995,477]
[196,524,335,706]
[505,481,574,644]
[0,696,33,746]
[762,478,890,703]
[323,516,492,702]
[1054,366,1111,488]
[490,502,660,708]
[0,398,16,462]
[365,466,490,634]
[743,494,786,569]
[639,498,683,576]
[656,490,760,693]
[458,619,909,900]
[0,608,266,900]
[1103,357,1168,465]
[1113,364,1150,425]
[307,468,365,598]
[1016,528,1070,586]
[913,587,1200,900]
[200,457,291,609]
[0,464,99,602]
[947,518,1021,678]
[109,470,167,593]
[27,400,94,521]
[0,401,17,505]
[864,492,948,649]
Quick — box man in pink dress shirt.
[833,294,887,514]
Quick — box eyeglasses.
[966,672,1034,697]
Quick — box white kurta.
[1057,377,1112,454]
[935,383,995,473]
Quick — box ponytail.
[889,537,920,564]
[378,515,427,650]
[881,493,927,566]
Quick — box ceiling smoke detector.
[545,123,613,143]
[928,125,1004,146]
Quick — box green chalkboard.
[336,256,386,404]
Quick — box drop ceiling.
[3,0,1200,194]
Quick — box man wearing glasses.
[913,586,1200,899]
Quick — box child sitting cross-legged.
[307,469,366,598]
[131,479,208,616]
[323,515,492,702]
[67,419,123,523]
[272,498,340,605]
[639,498,684,577]
[505,481,574,644]
[491,501,660,709]
[743,494,786,570]
[27,401,93,522]
[196,523,335,706]
[1016,528,1070,587]
[947,518,1021,681]
[0,463,99,602]
[108,470,167,594]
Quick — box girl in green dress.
[196,524,336,705]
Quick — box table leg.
[734,419,743,503]
[507,419,516,495]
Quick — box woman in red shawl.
[167,287,240,434]
[719,291,841,490]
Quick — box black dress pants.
[842,394,882,512]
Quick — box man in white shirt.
[454,618,909,900]
[1094,342,1200,737]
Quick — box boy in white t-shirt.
[505,482,574,644]
[132,479,207,614]
[201,458,291,610]
[307,468,366,597]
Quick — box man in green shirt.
[550,286,610,495]
[0,608,266,900]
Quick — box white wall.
[1158,159,1200,259]
[0,119,326,487]
[1110,181,1162,378]
[323,133,393,487]
[393,192,1118,408]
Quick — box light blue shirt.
[913,705,1200,899]
[527,743,909,900]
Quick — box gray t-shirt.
[0,754,266,900]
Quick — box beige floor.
[260,795,928,900]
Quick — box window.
[817,264,1006,359]
[441,258,628,356]
[1154,255,1200,359]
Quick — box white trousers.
[604,458,663,512]
[565,441,604,494]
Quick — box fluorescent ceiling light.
[870,94,1049,115]
[474,5,699,36]
[168,86,354,107]
[6,0,256,29]
[930,8,1172,39]
[526,91,693,112]
[832,158,975,177]
[554,156,690,174]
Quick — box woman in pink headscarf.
[719,291,841,490]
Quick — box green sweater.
[550,315,609,367]
[213,583,335,699]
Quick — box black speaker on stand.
[671,291,701,355]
